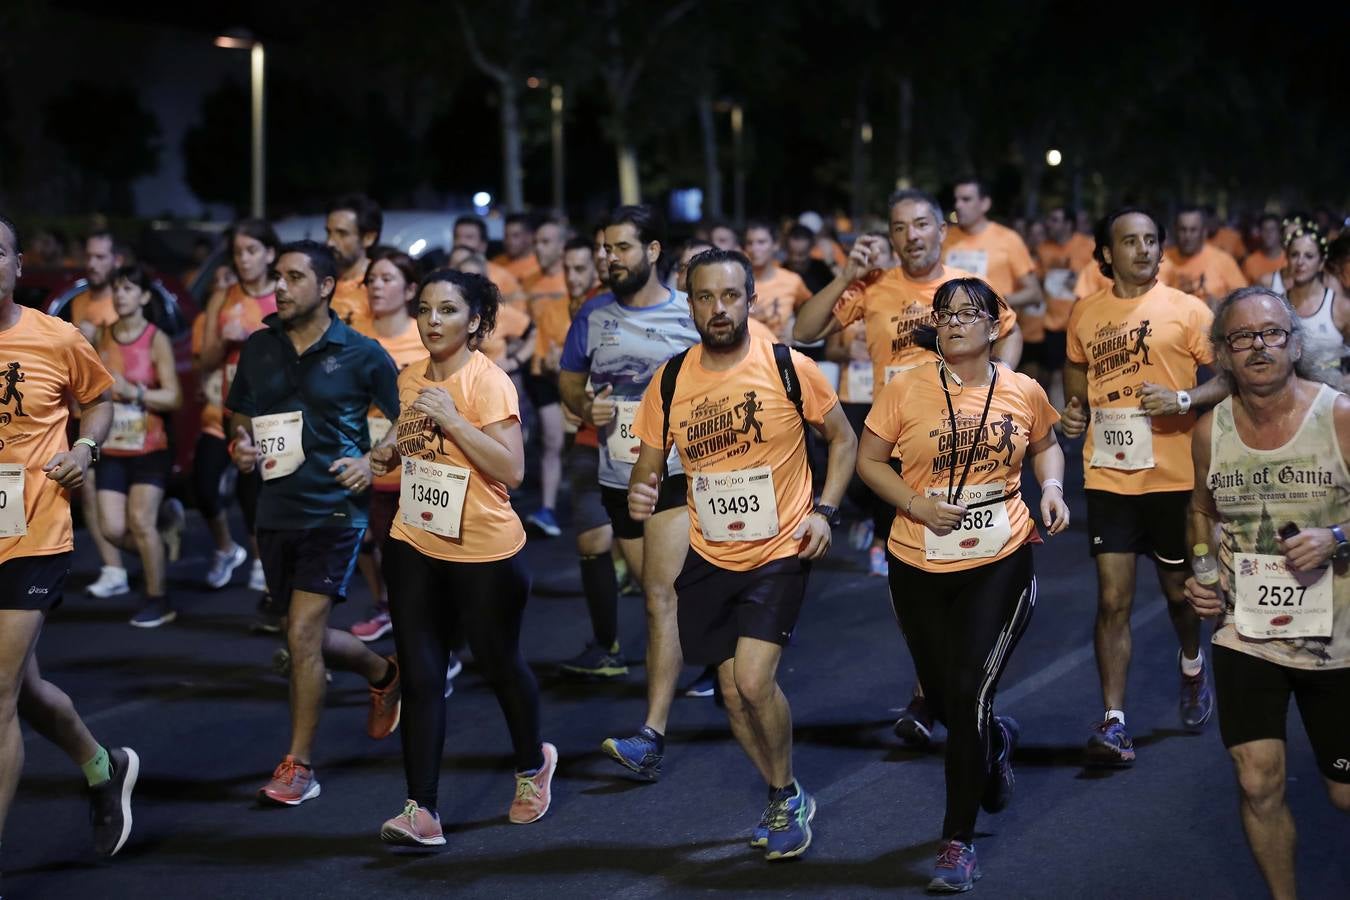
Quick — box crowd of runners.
[1,181,1347,896]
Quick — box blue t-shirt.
[560,289,700,489]
[226,311,400,530]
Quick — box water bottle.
[1192,543,1220,587]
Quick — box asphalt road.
[5,449,1348,898]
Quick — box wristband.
[1041,479,1064,492]
[905,495,918,518]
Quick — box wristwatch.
[811,504,839,525]
[73,437,100,463]
[1175,390,1193,414]
[1331,524,1350,562]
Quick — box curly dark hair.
[412,268,499,351]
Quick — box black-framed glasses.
[1224,328,1291,351]
[931,308,989,327]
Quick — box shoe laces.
[765,796,793,831]
[274,758,304,785]
[936,841,968,870]
[399,799,421,824]
[515,772,542,803]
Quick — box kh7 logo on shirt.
[1087,319,1152,381]
[927,411,1019,476]
[678,392,771,463]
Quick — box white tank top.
[1294,288,1343,387]
[1208,384,1350,669]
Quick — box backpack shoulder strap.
[772,342,804,420]
[658,348,691,479]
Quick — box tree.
[42,81,160,213]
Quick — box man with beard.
[1061,208,1229,766]
[1164,205,1248,305]
[493,213,540,285]
[326,194,382,333]
[558,205,700,780]
[628,248,855,860]
[67,230,123,343]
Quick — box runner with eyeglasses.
[857,277,1067,892]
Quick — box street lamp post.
[215,30,266,218]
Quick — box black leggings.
[382,538,543,814]
[888,545,1036,841]
[843,402,894,540]
[236,468,260,532]
[193,432,232,518]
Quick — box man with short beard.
[325,194,382,333]
[1164,205,1247,305]
[558,205,700,779]
[66,231,122,343]
[628,247,855,861]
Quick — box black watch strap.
[812,504,838,524]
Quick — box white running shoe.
[248,558,267,592]
[87,566,130,599]
[206,544,248,589]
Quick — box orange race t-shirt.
[750,266,812,344]
[865,360,1057,572]
[1037,233,1096,333]
[68,288,117,332]
[361,319,429,492]
[1,307,114,564]
[218,284,277,410]
[388,352,526,562]
[96,322,169,456]
[832,266,1018,390]
[1066,281,1214,494]
[531,296,571,375]
[487,262,525,309]
[480,302,532,369]
[1242,250,1287,283]
[1163,244,1248,305]
[494,253,541,287]
[331,277,374,335]
[1210,226,1247,263]
[943,223,1039,340]
[633,337,839,572]
[191,314,225,439]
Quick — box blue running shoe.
[764,783,815,861]
[526,508,562,538]
[682,666,716,697]
[894,693,933,747]
[749,801,772,848]
[981,716,1019,813]
[928,839,980,893]
[601,726,663,781]
[1179,654,1214,733]
[1084,717,1135,767]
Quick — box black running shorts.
[257,527,364,607]
[673,550,809,666]
[600,475,687,542]
[0,552,72,612]
[1085,489,1189,569]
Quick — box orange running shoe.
[509,742,557,824]
[257,755,320,806]
[368,656,402,739]
[380,800,446,847]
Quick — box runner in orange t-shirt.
[629,249,856,862]
[523,219,570,538]
[492,213,541,285]
[857,276,1067,891]
[325,194,382,334]
[0,213,142,859]
[1208,213,1248,263]
[1241,213,1287,283]
[453,215,525,308]
[455,252,533,377]
[1036,206,1097,404]
[95,264,182,628]
[66,230,123,343]
[743,221,812,346]
[1062,207,1229,767]
[1165,206,1248,305]
[370,268,555,842]
[944,178,1044,350]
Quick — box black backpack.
[658,343,804,476]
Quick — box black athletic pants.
[382,538,543,813]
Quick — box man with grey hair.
[1185,285,1350,900]
[793,188,1022,740]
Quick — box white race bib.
[400,458,470,538]
[846,362,874,403]
[252,411,305,481]
[693,466,779,542]
[923,483,1011,560]
[1044,268,1076,299]
[947,249,989,278]
[367,416,393,446]
[606,400,642,465]
[1233,553,1334,640]
[0,464,26,538]
[105,403,147,453]
[1089,408,1155,470]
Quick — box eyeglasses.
[931,308,989,327]
[1224,328,1291,351]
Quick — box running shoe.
[257,755,320,806]
[601,726,663,781]
[1084,717,1136,767]
[368,656,402,739]
[88,747,139,857]
[250,593,282,635]
[248,558,268,592]
[1179,654,1214,733]
[981,716,1019,814]
[868,545,889,577]
[894,694,934,746]
[764,783,815,861]
[560,641,628,678]
[509,742,558,824]
[749,801,773,848]
[351,609,392,642]
[847,519,872,551]
[526,508,562,538]
[129,598,176,629]
[205,543,248,589]
[928,839,981,893]
[682,666,717,698]
[87,566,129,599]
[158,497,186,563]
[444,653,463,698]
[381,800,445,847]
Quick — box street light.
[1045,148,1063,168]
[214,29,265,218]
[550,84,565,216]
